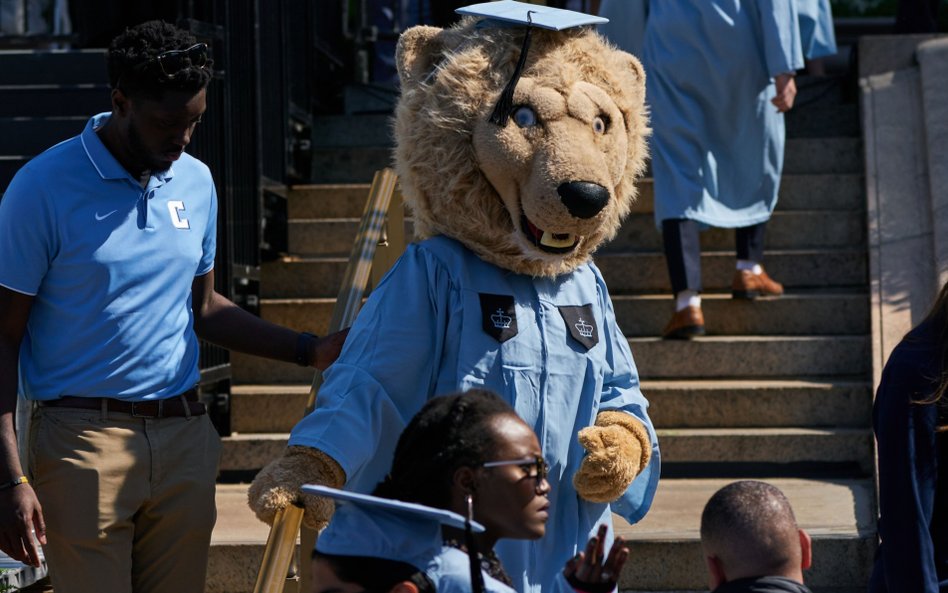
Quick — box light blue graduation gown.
[599,1,804,229]
[289,235,660,593]
[430,547,518,593]
[798,0,837,59]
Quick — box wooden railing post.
[253,168,400,593]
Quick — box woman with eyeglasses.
[371,388,629,593]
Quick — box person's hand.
[772,73,797,112]
[0,483,46,567]
[563,524,629,592]
[311,328,350,371]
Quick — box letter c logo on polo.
[167,200,190,229]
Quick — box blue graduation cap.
[305,484,488,592]
[455,1,608,125]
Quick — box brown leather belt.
[40,389,205,418]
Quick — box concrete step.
[231,350,314,384]
[259,248,867,299]
[229,378,871,435]
[232,332,869,385]
[615,477,875,590]
[607,210,866,253]
[786,103,861,138]
[252,291,869,339]
[209,484,273,593]
[630,335,869,380]
[288,218,414,256]
[308,138,862,184]
[0,85,111,118]
[209,478,873,592]
[645,378,871,429]
[286,173,864,219]
[615,292,869,337]
[311,146,394,183]
[658,427,874,476]
[287,209,865,257]
[231,384,310,433]
[218,423,872,474]
[0,49,106,85]
[0,116,86,155]
[596,249,867,294]
[783,137,862,175]
[312,113,393,148]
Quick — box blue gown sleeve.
[287,244,454,487]
[873,347,942,593]
[592,267,660,524]
[756,0,805,77]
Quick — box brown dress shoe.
[732,267,784,299]
[662,305,705,340]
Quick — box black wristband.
[0,476,28,491]
[296,332,317,367]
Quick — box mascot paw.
[247,445,346,530]
[573,411,652,503]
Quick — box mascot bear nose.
[558,182,610,219]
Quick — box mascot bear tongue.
[249,11,658,593]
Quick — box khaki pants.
[29,404,222,593]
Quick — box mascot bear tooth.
[249,12,659,593]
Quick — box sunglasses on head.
[136,43,209,79]
[482,455,549,484]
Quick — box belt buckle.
[130,400,162,418]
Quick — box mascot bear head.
[394,16,649,278]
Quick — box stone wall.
[860,34,948,386]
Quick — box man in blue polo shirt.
[0,21,345,593]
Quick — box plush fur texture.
[394,18,649,277]
[573,411,652,503]
[247,445,346,529]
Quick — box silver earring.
[465,492,474,523]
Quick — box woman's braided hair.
[373,389,517,507]
[106,20,213,99]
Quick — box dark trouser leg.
[662,218,702,295]
[735,221,767,263]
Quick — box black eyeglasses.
[482,455,549,484]
[137,43,209,79]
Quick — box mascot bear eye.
[513,106,538,128]
[593,116,607,134]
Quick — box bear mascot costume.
[249,4,660,591]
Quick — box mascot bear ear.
[396,25,446,88]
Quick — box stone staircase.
[211,74,875,593]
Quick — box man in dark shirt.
[700,481,813,593]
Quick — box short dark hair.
[373,389,518,508]
[312,550,436,592]
[107,20,213,98]
[700,480,801,576]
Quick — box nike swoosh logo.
[95,210,118,221]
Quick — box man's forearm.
[0,342,25,481]
[193,291,299,363]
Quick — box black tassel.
[465,514,487,593]
[489,15,535,126]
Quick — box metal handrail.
[252,168,401,593]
